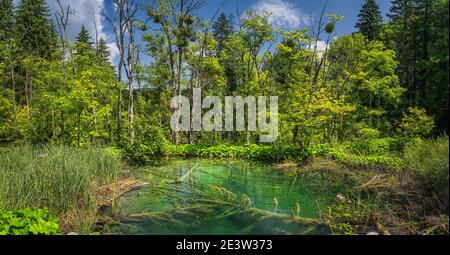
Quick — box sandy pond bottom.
[106,159,354,235]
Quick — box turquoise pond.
[105,159,354,235]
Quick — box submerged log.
[168,164,198,184]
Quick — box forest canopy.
[0,0,448,150]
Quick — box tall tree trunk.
[10,65,15,105]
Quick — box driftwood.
[168,164,198,184]
[356,174,391,190]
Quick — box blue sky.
[14,0,393,65]
[197,0,392,36]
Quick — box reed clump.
[0,145,121,233]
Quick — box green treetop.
[355,0,384,40]
[76,25,94,53]
[212,12,233,55]
[15,0,58,59]
[97,37,112,66]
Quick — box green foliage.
[355,0,383,40]
[389,0,449,132]
[125,126,168,165]
[0,0,14,42]
[97,37,112,66]
[325,23,335,34]
[326,201,358,235]
[168,144,275,160]
[212,12,233,55]
[0,208,60,235]
[15,0,58,59]
[0,145,120,233]
[398,107,435,138]
[324,145,404,169]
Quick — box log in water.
[105,159,354,235]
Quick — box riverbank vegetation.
[0,0,448,235]
[0,146,121,233]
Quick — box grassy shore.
[0,145,121,234]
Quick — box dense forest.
[0,0,448,235]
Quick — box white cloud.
[46,0,119,65]
[308,40,328,57]
[14,0,119,65]
[254,0,309,29]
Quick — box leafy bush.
[357,128,381,140]
[168,144,281,160]
[350,137,400,155]
[326,144,404,168]
[165,141,405,168]
[0,208,60,235]
[125,126,168,164]
[398,107,435,138]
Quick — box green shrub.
[326,193,388,235]
[166,144,295,160]
[357,128,381,140]
[0,208,60,235]
[165,141,405,168]
[323,140,404,168]
[125,126,168,164]
[348,137,401,155]
[398,107,435,138]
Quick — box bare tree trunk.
[106,0,130,144]
[124,1,138,145]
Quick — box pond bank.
[100,156,448,235]
[272,158,448,235]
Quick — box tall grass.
[0,145,121,233]
[404,136,449,211]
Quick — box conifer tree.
[15,0,58,59]
[0,0,14,42]
[212,12,233,55]
[75,25,94,55]
[212,12,236,93]
[355,0,384,40]
[97,37,112,66]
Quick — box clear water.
[107,159,353,235]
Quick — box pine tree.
[97,37,112,66]
[212,12,233,55]
[75,25,94,55]
[74,25,97,71]
[0,0,14,42]
[355,0,384,40]
[15,0,58,59]
[212,13,236,94]
[76,25,93,45]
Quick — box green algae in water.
[108,160,354,235]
